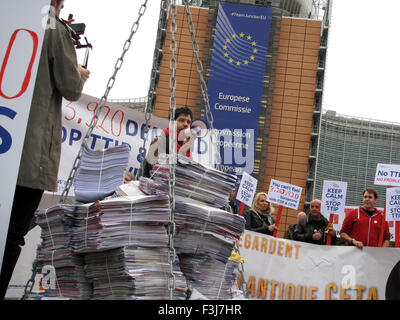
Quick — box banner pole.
[326,213,333,245]
[379,185,391,247]
[238,202,245,216]
[273,205,283,238]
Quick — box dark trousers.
[0,185,43,300]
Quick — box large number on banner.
[0,28,39,100]
[0,106,17,154]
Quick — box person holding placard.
[293,199,336,245]
[340,188,390,249]
[0,0,90,299]
[243,192,278,235]
[222,186,238,215]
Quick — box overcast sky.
[62,0,400,123]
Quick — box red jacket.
[340,206,390,247]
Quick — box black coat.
[243,209,275,235]
[293,214,336,245]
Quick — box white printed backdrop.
[56,94,216,195]
[56,94,165,194]
[239,230,400,300]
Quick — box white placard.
[267,179,302,210]
[236,171,257,207]
[321,180,347,218]
[0,0,50,269]
[385,187,400,221]
[374,163,400,186]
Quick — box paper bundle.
[84,246,187,300]
[142,155,238,208]
[33,206,91,299]
[173,201,245,299]
[180,254,240,300]
[70,195,170,252]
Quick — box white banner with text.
[238,230,400,300]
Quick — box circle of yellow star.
[222,32,258,66]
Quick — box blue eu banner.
[206,3,272,177]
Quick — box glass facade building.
[312,110,400,208]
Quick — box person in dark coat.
[293,199,336,245]
[284,211,307,240]
[243,192,278,235]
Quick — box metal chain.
[183,2,245,298]
[167,0,178,300]
[182,0,222,167]
[60,0,148,203]
[138,0,169,177]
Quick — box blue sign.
[206,2,272,176]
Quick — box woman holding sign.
[243,192,278,235]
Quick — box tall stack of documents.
[181,254,241,300]
[141,155,239,208]
[173,201,245,299]
[84,246,187,300]
[32,194,188,299]
[73,144,130,203]
[34,205,91,299]
[70,195,170,252]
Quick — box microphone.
[188,119,208,138]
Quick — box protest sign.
[321,180,347,245]
[267,179,302,237]
[374,163,400,186]
[267,179,302,210]
[237,172,257,207]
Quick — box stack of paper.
[31,194,189,300]
[73,144,131,203]
[34,207,91,300]
[138,176,168,195]
[70,195,170,252]
[144,155,238,208]
[173,201,245,299]
[84,247,134,300]
[84,246,187,300]
[123,246,187,299]
[180,254,240,300]
[35,205,74,250]
[174,202,245,260]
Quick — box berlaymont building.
[111,0,400,237]
[311,110,400,209]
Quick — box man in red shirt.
[340,188,390,249]
[141,106,194,177]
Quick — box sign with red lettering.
[321,181,347,217]
[374,163,400,186]
[0,0,50,268]
[267,179,302,210]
